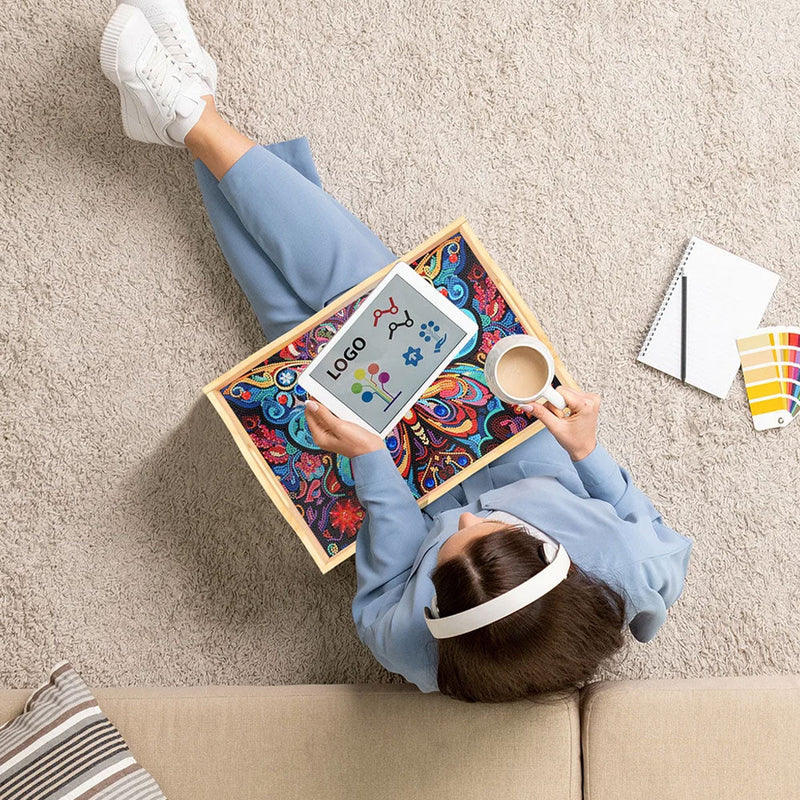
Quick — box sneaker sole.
[99,4,166,145]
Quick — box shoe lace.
[142,43,181,109]
[152,19,200,77]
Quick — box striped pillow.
[0,663,165,800]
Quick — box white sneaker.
[119,0,217,95]
[100,4,207,147]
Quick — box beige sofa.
[1,675,798,799]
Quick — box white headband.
[424,542,571,639]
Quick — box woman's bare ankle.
[184,99,257,180]
[185,95,222,149]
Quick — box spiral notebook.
[638,237,780,399]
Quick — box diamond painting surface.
[220,234,558,559]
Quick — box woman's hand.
[304,399,385,459]
[520,386,600,462]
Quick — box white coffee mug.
[484,334,567,409]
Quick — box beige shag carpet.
[1,0,798,689]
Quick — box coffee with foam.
[495,346,549,400]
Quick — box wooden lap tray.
[204,218,578,572]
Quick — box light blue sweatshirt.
[350,428,693,693]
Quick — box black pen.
[680,272,688,383]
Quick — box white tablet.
[299,262,478,437]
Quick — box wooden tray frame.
[204,218,579,573]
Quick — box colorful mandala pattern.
[220,234,559,559]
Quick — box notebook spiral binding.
[638,238,696,357]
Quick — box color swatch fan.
[736,327,800,430]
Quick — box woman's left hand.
[304,399,385,459]
[520,386,600,462]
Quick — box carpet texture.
[1,0,798,689]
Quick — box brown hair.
[431,525,627,703]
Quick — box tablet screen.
[304,271,472,433]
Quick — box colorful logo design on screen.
[402,347,424,367]
[419,320,448,353]
[388,310,414,339]
[351,363,402,412]
[372,295,416,339]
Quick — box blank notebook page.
[638,237,780,399]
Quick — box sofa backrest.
[3,675,797,799]
[0,683,582,800]
[580,675,800,800]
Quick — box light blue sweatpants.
[194,137,397,341]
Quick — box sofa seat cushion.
[580,675,800,800]
[0,684,581,800]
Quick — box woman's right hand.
[520,386,600,462]
[304,399,385,459]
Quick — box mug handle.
[538,385,567,410]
